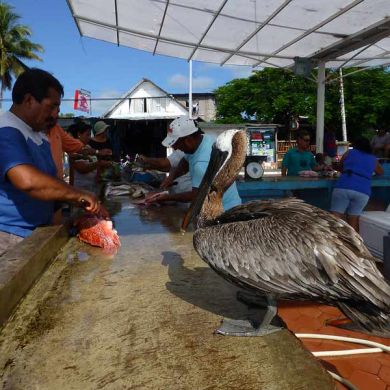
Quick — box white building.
[103,78,188,120]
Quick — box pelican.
[182,129,390,337]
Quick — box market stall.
[237,175,390,210]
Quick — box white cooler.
[359,211,390,259]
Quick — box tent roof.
[67,0,390,69]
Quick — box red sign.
[74,89,91,113]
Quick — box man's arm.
[311,155,322,171]
[374,160,384,175]
[281,152,289,176]
[59,126,111,158]
[58,126,84,153]
[7,164,107,215]
[170,157,189,179]
[137,155,171,171]
[145,188,197,204]
[160,157,189,189]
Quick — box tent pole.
[189,60,193,119]
[316,61,326,153]
[339,68,348,142]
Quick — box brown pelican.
[182,129,390,337]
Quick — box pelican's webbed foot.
[216,295,284,337]
[216,318,282,337]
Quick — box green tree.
[215,68,317,128]
[214,67,390,140]
[0,2,43,108]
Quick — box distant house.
[172,93,216,121]
[63,79,217,159]
[103,78,188,120]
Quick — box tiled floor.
[278,301,390,390]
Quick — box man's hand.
[135,154,150,169]
[98,148,112,157]
[160,176,174,190]
[78,191,109,217]
[144,191,169,204]
[82,146,112,157]
[97,160,112,169]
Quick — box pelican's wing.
[195,198,390,308]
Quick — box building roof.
[173,92,215,98]
[102,78,187,119]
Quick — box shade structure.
[67,0,390,69]
[66,0,390,152]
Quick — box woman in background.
[330,137,383,232]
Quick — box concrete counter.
[0,199,335,389]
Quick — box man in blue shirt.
[0,68,107,255]
[282,131,319,176]
[145,116,241,211]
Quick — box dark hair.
[68,122,92,139]
[353,137,372,154]
[315,152,325,164]
[297,130,310,139]
[12,68,64,104]
[188,129,204,138]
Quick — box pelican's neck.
[197,131,247,228]
[197,191,224,228]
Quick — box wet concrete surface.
[0,197,334,389]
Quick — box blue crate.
[382,163,390,176]
[131,171,156,184]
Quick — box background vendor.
[282,131,319,176]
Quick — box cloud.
[225,65,254,79]
[197,62,254,79]
[60,89,124,117]
[168,73,215,91]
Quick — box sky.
[6,0,253,116]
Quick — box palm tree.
[0,2,43,109]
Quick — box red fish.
[74,214,120,252]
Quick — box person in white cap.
[137,150,192,195]
[89,120,113,154]
[145,116,241,211]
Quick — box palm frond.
[0,2,43,94]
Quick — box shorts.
[330,188,369,216]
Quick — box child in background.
[315,153,333,172]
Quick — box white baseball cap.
[162,116,199,147]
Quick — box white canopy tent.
[66,0,390,151]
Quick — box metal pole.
[189,60,193,119]
[316,62,326,153]
[339,68,348,142]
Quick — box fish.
[74,214,121,253]
[104,181,155,198]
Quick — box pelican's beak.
[181,145,228,231]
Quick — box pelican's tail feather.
[337,301,390,337]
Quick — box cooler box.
[359,211,390,259]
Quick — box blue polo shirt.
[184,134,241,211]
[0,111,57,237]
[282,147,316,176]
